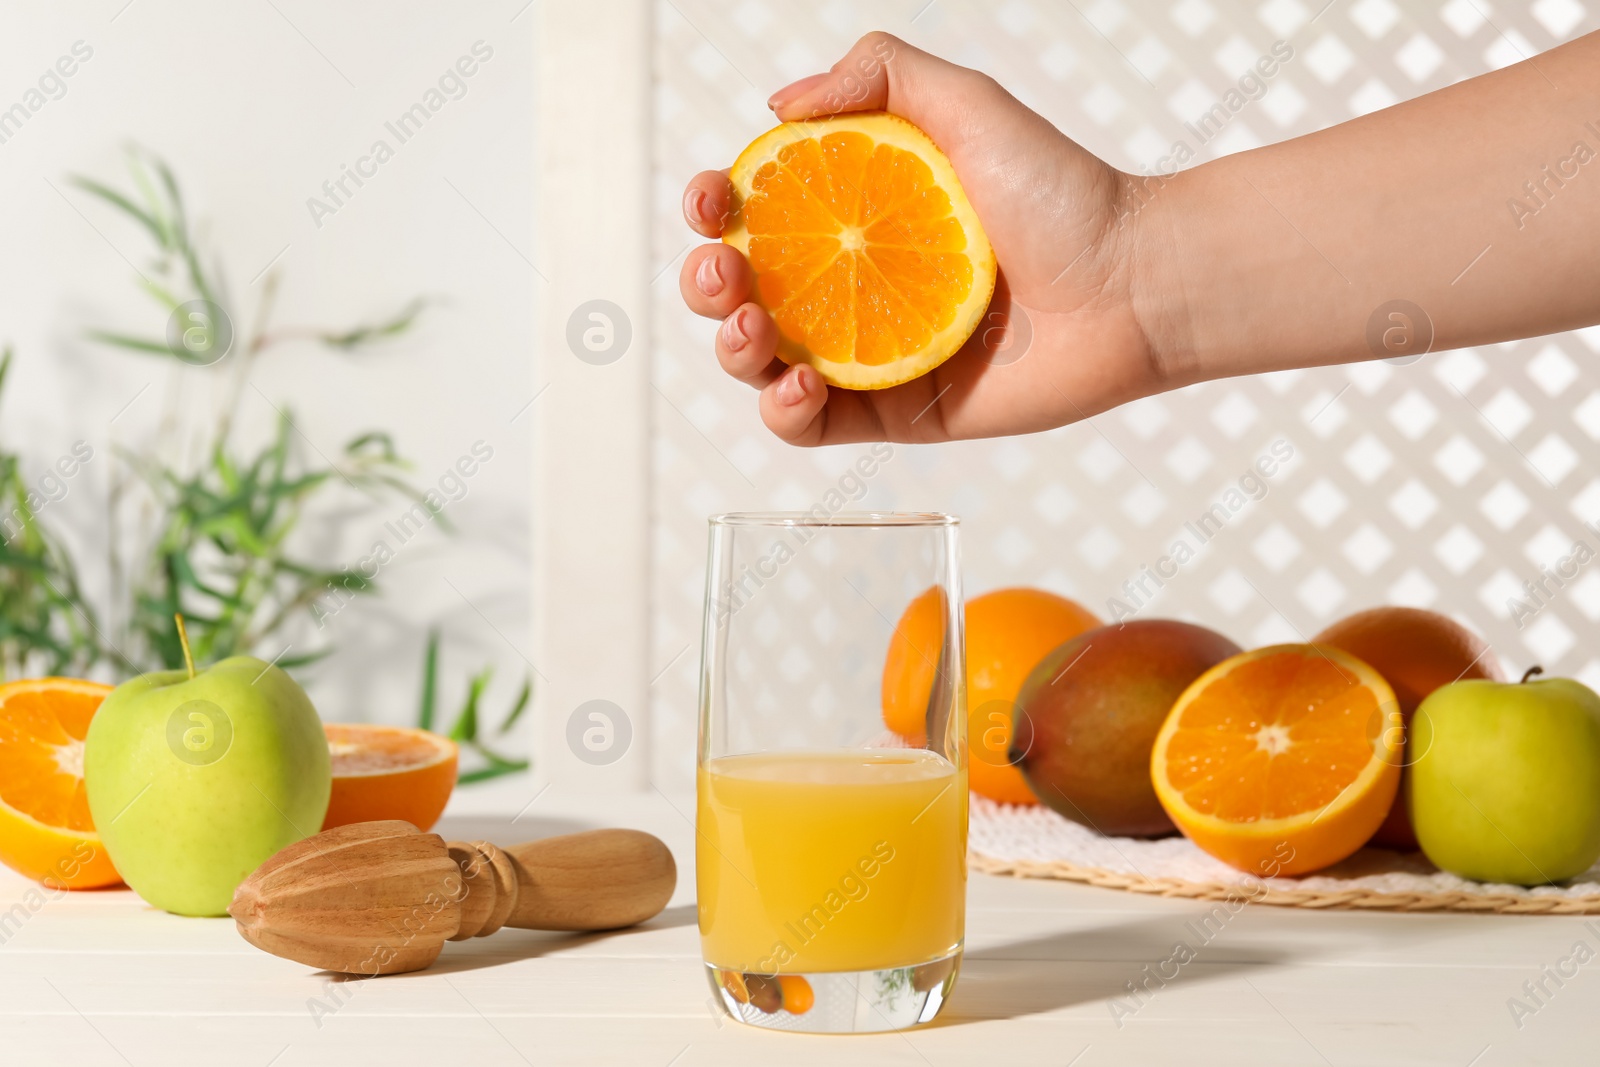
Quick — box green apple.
[1409,670,1600,885]
[84,654,330,916]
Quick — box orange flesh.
[0,684,105,832]
[744,131,975,366]
[1163,651,1380,822]
[326,725,452,776]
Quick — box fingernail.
[721,309,748,351]
[767,72,827,111]
[696,255,723,297]
[775,368,807,406]
[684,188,707,224]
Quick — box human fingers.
[682,170,733,238]
[766,32,1013,150]
[678,243,751,320]
[757,365,832,445]
[755,365,911,446]
[715,304,784,388]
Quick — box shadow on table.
[937,914,1299,1024]
[347,903,699,981]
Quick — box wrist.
[1119,166,1203,393]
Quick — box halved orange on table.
[0,678,123,888]
[725,112,997,390]
[322,724,458,832]
[1151,644,1402,876]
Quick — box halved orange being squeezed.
[1151,645,1402,876]
[725,112,997,390]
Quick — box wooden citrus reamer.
[229,820,676,975]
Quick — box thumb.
[767,32,1015,153]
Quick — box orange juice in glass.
[696,513,966,1033]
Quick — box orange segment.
[1151,644,1402,876]
[725,113,997,390]
[777,974,815,1015]
[322,724,458,833]
[0,677,122,888]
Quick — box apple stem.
[1521,665,1544,684]
[174,613,196,681]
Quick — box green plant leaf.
[124,151,174,248]
[86,330,173,355]
[457,741,532,784]
[418,629,439,732]
[274,648,333,670]
[498,677,531,735]
[345,431,403,464]
[137,277,185,312]
[59,149,433,679]
[469,738,528,771]
[456,760,531,785]
[447,667,491,743]
[66,175,168,249]
[0,349,100,678]
[318,298,427,350]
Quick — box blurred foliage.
[121,421,431,672]
[417,628,531,784]
[0,148,531,783]
[0,349,101,680]
[73,146,436,672]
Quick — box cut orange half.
[322,724,458,833]
[0,678,122,889]
[725,112,997,390]
[1151,644,1401,876]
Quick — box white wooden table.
[4,783,1594,1066]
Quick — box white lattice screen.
[648,0,1600,787]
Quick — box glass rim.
[707,510,958,528]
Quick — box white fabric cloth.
[969,796,1600,901]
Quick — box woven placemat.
[968,797,1600,915]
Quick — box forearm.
[1134,30,1600,386]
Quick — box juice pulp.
[696,748,967,974]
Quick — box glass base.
[706,948,961,1033]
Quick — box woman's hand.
[681,30,1600,447]
[678,32,1162,446]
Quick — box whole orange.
[967,589,1100,804]
[1313,606,1501,849]
[880,586,947,741]
[883,587,1100,803]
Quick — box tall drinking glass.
[696,512,966,1033]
